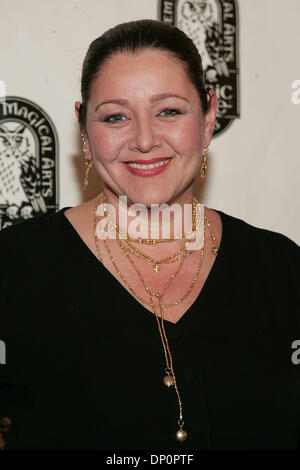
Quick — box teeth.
[126,159,170,169]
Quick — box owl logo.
[177,0,229,83]
[160,0,239,136]
[0,122,47,225]
[0,96,58,230]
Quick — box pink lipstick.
[124,157,172,177]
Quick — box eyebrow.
[95,99,128,112]
[94,93,190,112]
[150,93,190,103]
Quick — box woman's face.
[76,49,217,206]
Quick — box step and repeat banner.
[0,0,299,242]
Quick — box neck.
[101,187,197,241]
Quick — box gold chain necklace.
[123,238,188,272]
[100,194,204,271]
[93,192,218,442]
[102,193,201,244]
[119,238,193,266]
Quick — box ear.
[202,89,218,148]
[75,101,93,161]
[75,101,81,121]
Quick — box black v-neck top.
[0,208,299,450]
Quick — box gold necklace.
[101,193,201,243]
[101,195,204,271]
[93,192,219,442]
[123,238,188,272]
[119,238,193,266]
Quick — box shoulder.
[0,208,72,267]
[208,209,300,321]
[0,209,69,243]
[214,208,299,254]
[0,215,48,244]
[212,208,299,294]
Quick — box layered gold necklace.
[93,192,218,442]
[101,195,203,272]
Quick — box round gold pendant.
[176,428,187,442]
[163,375,174,387]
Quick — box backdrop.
[0,0,299,243]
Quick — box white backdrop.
[1,0,299,243]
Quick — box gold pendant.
[153,263,159,272]
[176,428,187,442]
[211,246,218,255]
[163,375,174,387]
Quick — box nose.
[129,116,161,153]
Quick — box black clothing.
[0,208,299,450]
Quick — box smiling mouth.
[125,158,172,169]
[126,159,171,169]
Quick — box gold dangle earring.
[200,147,209,180]
[82,133,93,190]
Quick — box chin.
[125,189,176,208]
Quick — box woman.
[0,19,299,450]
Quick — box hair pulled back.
[78,19,209,127]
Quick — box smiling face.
[76,48,216,206]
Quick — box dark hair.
[78,19,209,127]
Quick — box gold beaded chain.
[119,238,193,267]
[101,192,201,243]
[123,238,188,272]
[93,192,219,442]
[100,194,203,272]
[115,237,205,442]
